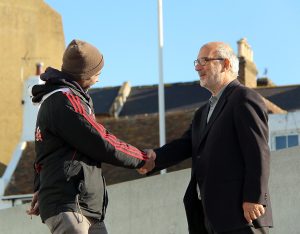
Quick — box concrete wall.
[0,146,299,233]
[268,146,300,234]
[105,170,190,234]
[0,0,65,165]
[0,170,190,234]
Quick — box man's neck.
[211,79,233,96]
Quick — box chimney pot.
[36,62,44,75]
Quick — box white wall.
[268,111,300,150]
[21,76,40,141]
[0,146,300,233]
[0,76,40,206]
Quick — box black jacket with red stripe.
[31,67,147,222]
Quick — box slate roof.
[89,81,210,116]
[120,81,211,116]
[254,85,300,112]
[4,142,36,195]
[90,81,300,117]
[89,86,120,115]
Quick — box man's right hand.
[137,149,156,174]
[26,191,40,216]
[242,202,265,223]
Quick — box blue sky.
[44,0,300,88]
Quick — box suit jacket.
[154,80,273,233]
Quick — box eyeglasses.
[194,57,225,67]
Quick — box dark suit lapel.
[193,103,210,152]
[199,104,209,135]
[197,79,240,147]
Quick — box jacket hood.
[31,67,92,106]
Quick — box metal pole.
[158,0,166,174]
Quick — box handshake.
[137,149,156,175]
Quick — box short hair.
[213,43,239,77]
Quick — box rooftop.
[90,80,300,117]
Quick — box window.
[275,136,286,150]
[275,135,299,150]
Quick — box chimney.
[109,81,131,118]
[237,38,258,88]
[35,62,44,75]
[257,77,275,87]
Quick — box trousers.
[45,212,108,234]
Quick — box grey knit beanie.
[62,39,104,80]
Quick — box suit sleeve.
[153,124,192,171]
[49,92,146,169]
[233,91,270,206]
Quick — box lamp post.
[157,0,166,174]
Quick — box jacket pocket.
[78,162,105,216]
[64,160,82,182]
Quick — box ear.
[222,58,230,72]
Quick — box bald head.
[201,42,239,78]
[195,41,239,95]
[201,42,229,52]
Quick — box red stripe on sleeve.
[70,94,83,115]
[83,113,147,160]
[75,96,85,115]
[84,113,146,159]
[64,92,147,161]
[64,92,79,113]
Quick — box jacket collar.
[32,67,93,108]
[197,79,240,147]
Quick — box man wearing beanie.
[27,39,155,234]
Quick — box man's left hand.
[26,191,40,216]
[242,202,265,223]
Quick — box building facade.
[0,0,65,167]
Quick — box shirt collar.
[209,83,229,107]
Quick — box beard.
[199,68,222,94]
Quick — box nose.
[195,63,202,72]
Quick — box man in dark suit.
[139,42,273,233]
